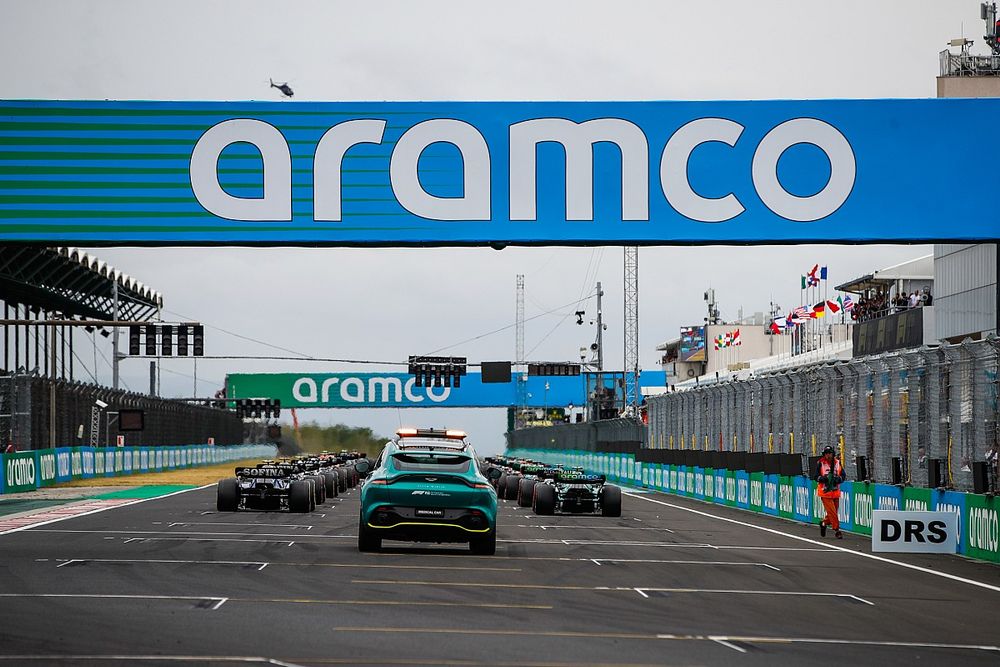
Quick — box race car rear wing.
[555,472,606,484]
[235,465,296,479]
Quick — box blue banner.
[2,99,998,245]
[932,489,968,554]
[735,470,750,509]
[793,476,812,523]
[874,483,903,512]
[227,371,665,408]
[79,447,95,479]
[55,447,72,483]
[762,474,780,516]
[714,469,727,504]
[837,481,854,532]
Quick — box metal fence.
[0,373,243,449]
[506,417,646,453]
[939,49,1000,77]
[647,338,1000,492]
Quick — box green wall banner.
[4,451,37,493]
[965,494,1000,563]
[36,449,57,488]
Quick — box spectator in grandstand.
[893,292,908,312]
[909,291,920,309]
[916,445,926,469]
[921,287,933,307]
[814,446,847,539]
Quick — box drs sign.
[871,510,957,554]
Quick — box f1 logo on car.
[872,510,957,554]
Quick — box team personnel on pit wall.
[815,445,847,539]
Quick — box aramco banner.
[2,99,998,245]
[226,372,665,409]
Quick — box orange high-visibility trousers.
[821,497,840,531]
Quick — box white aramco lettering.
[190,119,292,221]
[187,115,854,225]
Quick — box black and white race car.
[216,462,318,513]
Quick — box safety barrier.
[0,444,278,496]
[646,338,1000,493]
[505,446,1000,564]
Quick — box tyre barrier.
[1,444,278,496]
[506,446,1000,565]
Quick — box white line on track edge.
[0,484,214,537]
[624,491,1000,596]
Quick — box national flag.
[820,266,828,280]
[806,264,820,287]
[731,329,742,346]
[793,305,809,319]
[770,318,785,334]
[826,299,840,314]
[800,275,807,290]
[812,302,826,318]
[842,295,855,311]
[790,315,808,324]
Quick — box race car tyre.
[289,480,312,513]
[497,475,508,497]
[312,475,326,504]
[517,478,537,508]
[307,479,317,511]
[216,478,239,512]
[336,468,349,493]
[504,475,521,501]
[348,469,358,488]
[358,516,382,552]
[322,472,338,498]
[533,483,556,515]
[601,485,622,517]
[469,529,497,555]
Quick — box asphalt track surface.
[2,483,1000,667]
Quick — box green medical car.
[354,428,501,555]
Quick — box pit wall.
[0,444,278,496]
[505,447,1000,564]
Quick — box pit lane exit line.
[353,579,872,604]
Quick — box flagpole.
[799,276,804,357]
[823,268,828,349]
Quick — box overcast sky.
[1,1,983,453]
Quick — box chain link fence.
[0,373,243,449]
[647,339,1000,491]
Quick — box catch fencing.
[647,338,1000,492]
[0,373,243,450]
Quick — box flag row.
[770,295,854,333]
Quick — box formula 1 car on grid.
[531,468,622,517]
[493,457,545,501]
[216,462,320,513]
